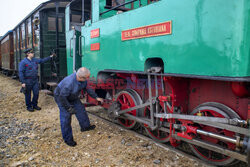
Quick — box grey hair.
[76,67,90,78]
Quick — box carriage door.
[66,0,92,74]
[66,0,84,74]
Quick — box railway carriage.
[9,0,71,89]
[66,0,250,165]
[0,31,14,75]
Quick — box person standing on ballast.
[19,48,55,112]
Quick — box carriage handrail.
[100,0,138,15]
[69,37,74,57]
[79,35,85,57]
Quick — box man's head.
[76,67,90,82]
[24,48,34,59]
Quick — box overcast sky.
[0,0,49,36]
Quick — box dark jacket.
[54,73,98,110]
[19,57,51,84]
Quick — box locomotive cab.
[65,0,91,74]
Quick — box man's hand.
[50,53,56,58]
[96,97,104,103]
[67,107,77,114]
[22,83,26,88]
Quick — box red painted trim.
[91,28,100,38]
[121,21,172,41]
[91,43,100,51]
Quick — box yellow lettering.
[147,27,153,34]
[132,30,138,36]
[162,25,166,32]
[124,31,131,38]
[122,22,170,40]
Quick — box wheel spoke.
[123,94,126,104]
[189,103,237,166]
[116,90,140,129]
[144,106,170,143]
[118,98,123,105]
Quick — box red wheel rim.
[116,92,137,128]
[191,108,235,163]
[144,106,170,143]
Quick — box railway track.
[87,109,216,167]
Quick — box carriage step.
[46,82,58,87]
[41,89,53,95]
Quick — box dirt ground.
[0,74,208,167]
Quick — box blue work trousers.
[25,81,39,109]
[54,98,90,142]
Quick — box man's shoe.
[65,140,77,147]
[33,106,41,110]
[81,125,96,132]
[27,108,34,112]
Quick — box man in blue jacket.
[54,67,103,147]
[19,48,54,112]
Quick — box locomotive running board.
[174,134,247,163]
[46,82,58,87]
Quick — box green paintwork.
[66,0,250,79]
[40,8,68,84]
[65,6,82,75]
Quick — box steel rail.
[87,111,215,167]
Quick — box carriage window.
[32,13,40,47]
[26,19,32,48]
[15,31,18,50]
[71,14,82,23]
[48,17,63,32]
[1,36,9,54]
[21,23,25,49]
[103,0,159,16]
[17,28,20,50]
[13,31,16,51]
[69,0,91,30]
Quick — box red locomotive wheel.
[115,89,142,129]
[144,106,170,143]
[189,102,240,166]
